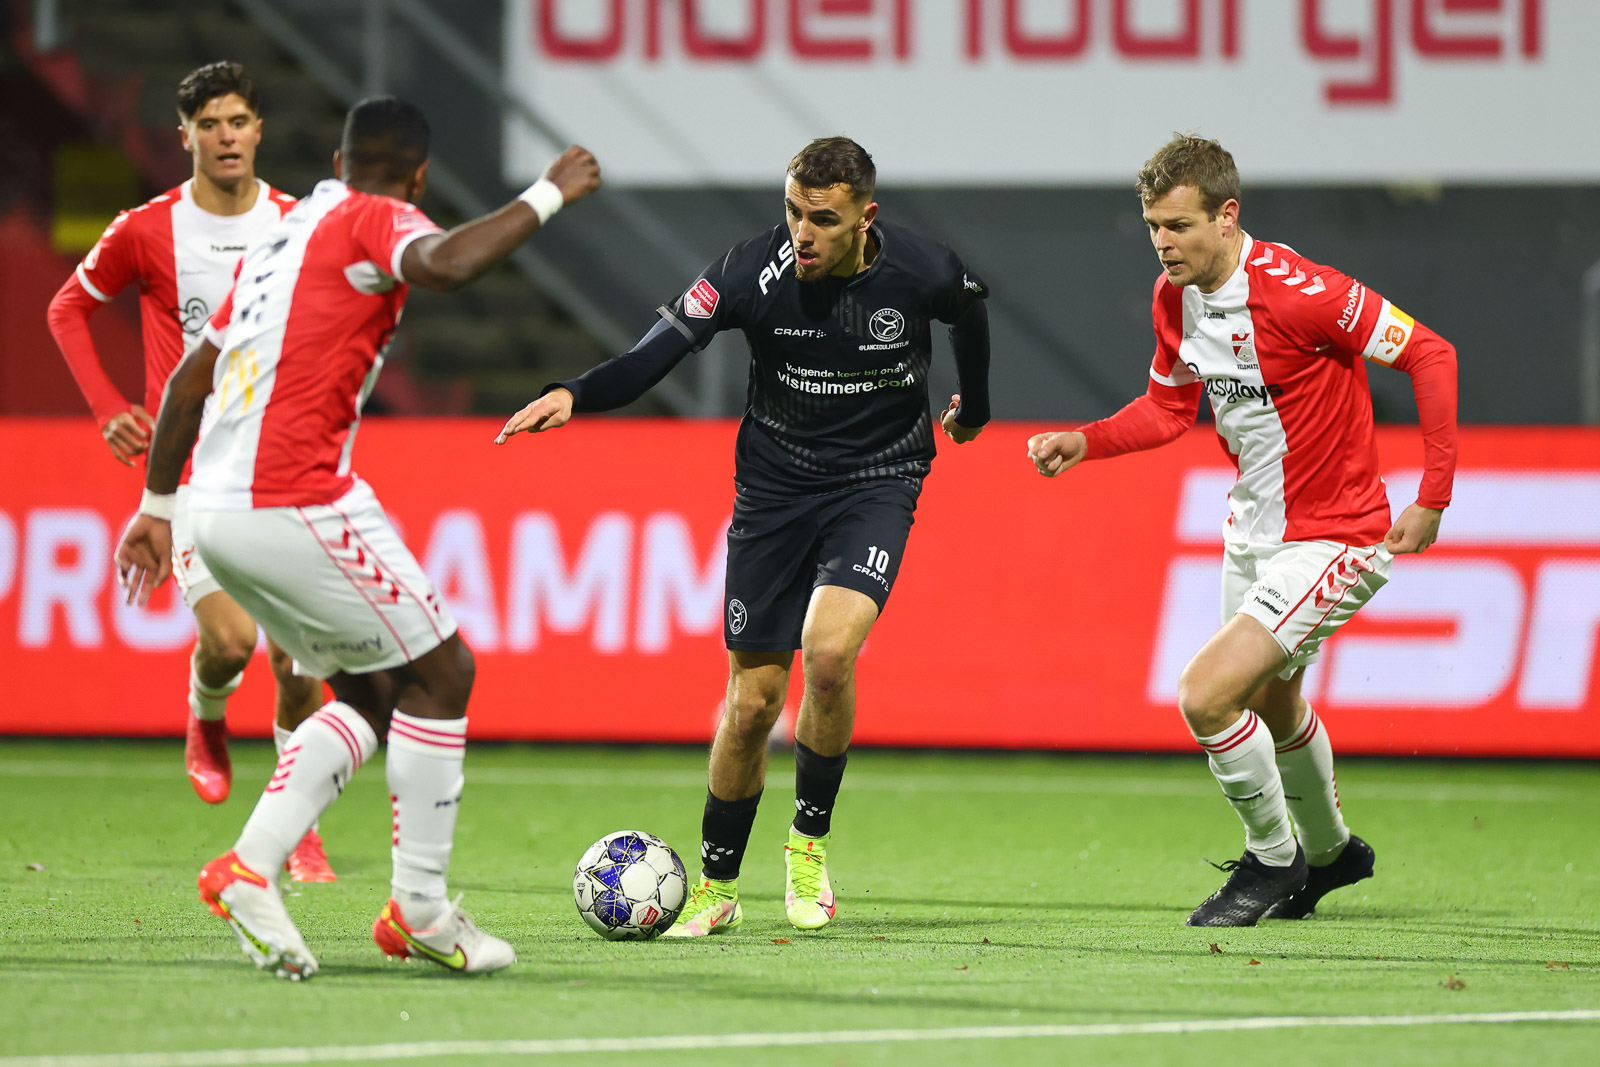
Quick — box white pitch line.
[4,1011,1598,1067]
[0,760,1577,804]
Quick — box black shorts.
[723,480,920,651]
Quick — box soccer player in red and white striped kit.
[1029,135,1458,925]
[46,64,335,881]
[115,96,600,977]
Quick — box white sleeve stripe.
[1150,364,1196,388]
[75,264,112,303]
[203,322,228,349]
[389,227,444,283]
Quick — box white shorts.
[1224,538,1392,679]
[171,485,223,609]
[190,478,457,679]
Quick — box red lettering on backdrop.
[789,0,873,60]
[965,0,983,59]
[1412,0,1502,58]
[1302,0,1394,104]
[1002,0,1091,60]
[1112,0,1200,59]
[894,0,911,58]
[682,0,766,60]
[1220,0,1240,59]
[1521,0,1540,56]
[538,0,625,60]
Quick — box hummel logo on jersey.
[210,244,246,254]
[685,278,720,318]
[1205,310,1227,319]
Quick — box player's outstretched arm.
[495,315,701,444]
[495,387,573,443]
[114,338,222,605]
[1027,431,1088,477]
[401,147,600,292]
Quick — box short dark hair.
[787,136,875,201]
[1136,134,1241,217]
[176,61,259,122]
[340,96,431,183]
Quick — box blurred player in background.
[496,136,991,937]
[45,63,334,880]
[115,96,601,978]
[1028,134,1458,926]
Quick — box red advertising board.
[2,418,1597,755]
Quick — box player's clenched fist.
[543,147,601,206]
[939,393,982,444]
[495,386,574,444]
[1027,430,1087,477]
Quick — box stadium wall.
[2,418,1596,756]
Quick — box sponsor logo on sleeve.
[1336,282,1366,333]
[684,279,720,319]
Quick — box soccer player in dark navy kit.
[496,137,991,936]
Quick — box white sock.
[1195,711,1298,866]
[1274,706,1350,865]
[189,658,242,722]
[274,724,318,835]
[386,710,468,923]
[233,702,376,879]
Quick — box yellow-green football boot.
[661,875,741,938]
[784,828,836,930]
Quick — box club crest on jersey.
[684,279,720,319]
[1230,331,1256,363]
[869,308,905,343]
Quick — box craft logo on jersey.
[684,279,720,319]
[1230,331,1255,363]
[869,308,905,343]
[727,598,747,635]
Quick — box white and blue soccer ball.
[573,830,688,940]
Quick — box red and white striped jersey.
[1085,234,1457,546]
[191,179,442,510]
[74,179,297,415]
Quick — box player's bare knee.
[1176,667,1235,737]
[724,686,783,743]
[195,632,254,679]
[800,642,857,699]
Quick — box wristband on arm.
[138,489,176,521]
[518,179,564,225]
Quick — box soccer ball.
[573,830,688,940]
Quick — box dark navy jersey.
[654,220,988,495]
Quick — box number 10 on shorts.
[864,546,890,575]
